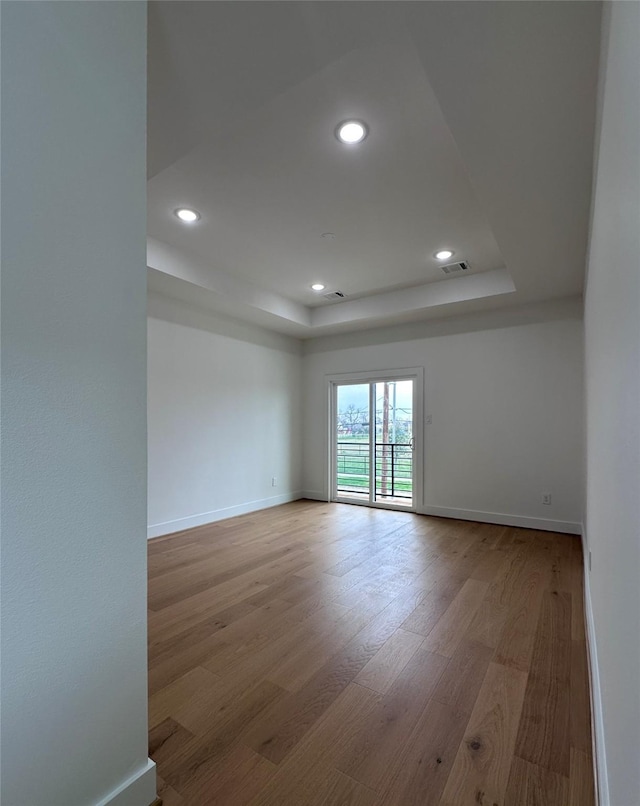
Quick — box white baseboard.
[147,491,303,539]
[418,505,581,534]
[302,490,330,502]
[95,758,156,806]
[581,524,610,806]
[300,496,581,534]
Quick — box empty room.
[1,2,639,806]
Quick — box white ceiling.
[147,1,601,338]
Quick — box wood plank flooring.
[148,500,595,806]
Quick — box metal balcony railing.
[336,441,413,500]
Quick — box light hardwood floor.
[148,500,595,806]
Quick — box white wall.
[303,300,584,532]
[583,3,640,805]
[147,294,303,538]
[0,3,155,806]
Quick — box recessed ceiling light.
[335,120,368,145]
[311,283,326,292]
[435,249,454,261]
[174,208,200,223]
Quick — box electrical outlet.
[426,414,432,425]
[271,477,277,487]
[542,492,552,505]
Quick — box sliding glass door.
[333,376,418,511]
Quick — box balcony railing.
[336,441,413,500]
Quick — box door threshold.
[333,496,415,513]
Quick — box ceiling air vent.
[323,290,347,301]
[441,261,470,276]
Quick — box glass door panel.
[374,380,413,507]
[335,383,370,501]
